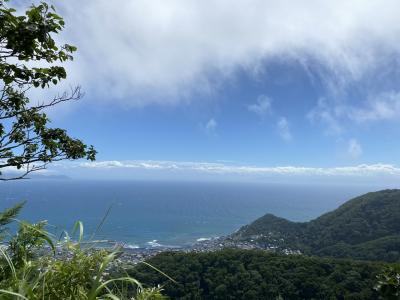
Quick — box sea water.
[0,180,394,248]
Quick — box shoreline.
[103,236,300,266]
[63,236,269,266]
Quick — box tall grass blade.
[141,261,177,283]
[0,246,16,280]
[89,204,114,242]
[0,289,29,300]
[89,277,142,300]
[72,220,84,243]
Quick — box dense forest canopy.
[131,249,388,300]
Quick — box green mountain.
[232,189,400,262]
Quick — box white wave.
[124,244,140,249]
[196,237,212,242]
[147,240,162,247]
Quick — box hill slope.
[232,189,400,261]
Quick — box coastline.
[63,236,268,267]
[101,235,300,267]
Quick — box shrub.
[0,203,166,300]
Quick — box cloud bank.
[59,160,400,179]
[51,0,400,106]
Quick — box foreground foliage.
[0,0,96,180]
[131,249,390,300]
[0,203,165,300]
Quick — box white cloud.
[79,160,165,170]
[307,98,344,135]
[277,117,292,141]
[204,118,217,135]
[308,91,400,134]
[348,139,363,158]
[66,160,400,177]
[248,95,272,116]
[44,0,400,106]
[350,91,400,122]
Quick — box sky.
[13,0,400,183]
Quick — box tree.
[0,0,96,181]
[376,265,400,300]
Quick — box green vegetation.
[0,206,165,299]
[233,189,400,262]
[376,265,400,300]
[130,249,389,300]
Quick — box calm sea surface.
[0,180,394,248]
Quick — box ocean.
[0,180,394,248]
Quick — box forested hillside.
[232,189,400,261]
[131,249,387,300]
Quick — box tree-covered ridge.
[232,189,400,261]
[131,249,387,300]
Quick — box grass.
[0,203,167,300]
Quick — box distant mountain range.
[232,189,400,262]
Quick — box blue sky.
[17,0,400,183]
[56,61,365,165]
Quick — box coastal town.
[111,235,302,267]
